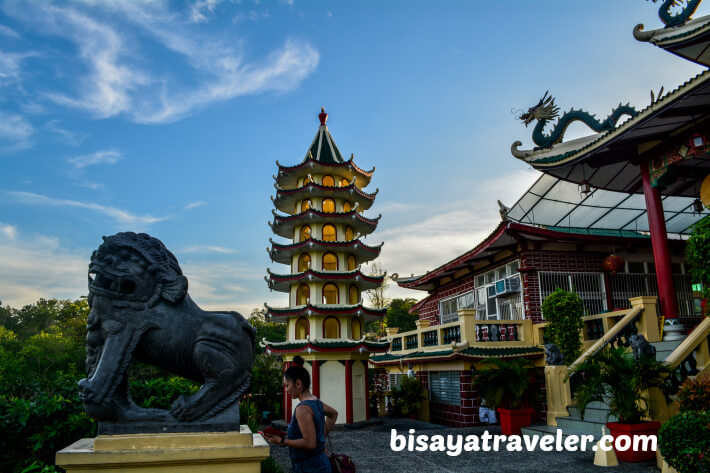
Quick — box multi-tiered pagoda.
[262,108,389,424]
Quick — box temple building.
[262,108,389,424]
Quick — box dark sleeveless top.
[287,399,332,473]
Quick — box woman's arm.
[321,401,338,437]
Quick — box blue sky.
[0,0,707,314]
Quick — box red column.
[345,360,353,424]
[312,360,320,398]
[285,361,293,423]
[364,361,370,421]
[641,162,678,319]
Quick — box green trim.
[544,226,649,238]
[370,346,544,363]
[264,339,389,349]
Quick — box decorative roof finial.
[319,107,328,126]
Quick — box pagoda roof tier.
[261,337,390,354]
[268,238,383,265]
[269,208,381,239]
[272,180,378,214]
[369,346,544,366]
[265,303,387,322]
[265,268,385,293]
[634,14,710,66]
[275,155,374,189]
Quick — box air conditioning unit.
[495,276,520,297]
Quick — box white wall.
[319,360,347,424]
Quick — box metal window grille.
[429,371,461,405]
[389,373,402,390]
[608,272,699,318]
[538,271,607,316]
[391,338,402,351]
[405,334,418,350]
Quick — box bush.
[389,376,425,417]
[248,353,283,418]
[240,396,260,432]
[474,357,534,410]
[685,215,710,309]
[541,288,584,364]
[677,374,710,413]
[659,411,710,473]
[261,456,284,473]
[128,377,200,409]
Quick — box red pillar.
[345,360,353,424]
[364,361,371,421]
[641,162,678,319]
[312,360,320,398]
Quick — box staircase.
[522,339,683,439]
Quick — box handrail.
[664,317,710,389]
[568,307,643,371]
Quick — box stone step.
[556,416,607,437]
[655,350,675,362]
[651,340,683,352]
[566,406,617,423]
[521,424,600,441]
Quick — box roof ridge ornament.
[517,91,639,148]
[319,107,328,126]
[651,0,702,27]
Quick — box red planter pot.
[605,421,661,463]
[498,408,535,436]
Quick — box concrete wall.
[319,361,347,424]
[352,360,366,422]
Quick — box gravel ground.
[264,417,659,473]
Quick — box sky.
[0,0,708,315]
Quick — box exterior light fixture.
[692,133,704,150]
[693,198,704,215]
[579,180,591,197]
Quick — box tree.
[685,215,710,315]
[247,308,286,353]
[365,262,390,309]
[383,298,418,332]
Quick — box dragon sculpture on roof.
[651,0,702,27]
[517,91,639,149]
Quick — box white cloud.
[9,191,170,227]
[0,225,88,308]
[179,245,237,254]
[45,120,88,145]
[184,201,206,210]
[68,149,123,168]
[233,9,269,23]
[190,0,223,23]
[0,110,34,151]
[0,25,19,38]
[0,222,17,240]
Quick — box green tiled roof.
[370,346,543,362]
[544,226,649,238]
[264,339,389,349]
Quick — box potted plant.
[473,357,535,435]
[568,346,674,462]
[390,375,425,419]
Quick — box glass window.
[485,271,495,284]
[429,371,461,405]
[323,316,340,338]
[628,261,644,273]
[303,175,312,186]
[345,227,354,241]
[322,224,336,241]
[343,201,352,212]
[297,284,310,305]
[496,267,506,280]
[349,285,359,304]
[298,253,311,272]
[341,178,349,187]
[351,318,361,339]
[300,200,311,212]
[295,317,309,340]
[323,252,338,271]
[299,225,311,242]
[323,283,338,304]
[347,255,357,271]
[322,198,335,213]
[322,175,335,187]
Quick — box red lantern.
[602,254,625,273]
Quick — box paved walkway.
[266,418,660,473]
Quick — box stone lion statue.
[79,232,255,433]
[629,334,656,361]
[544,343,565,366]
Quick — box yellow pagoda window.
[322,283,338,304]
[341,178,349,187]
[299,225,311,242]
[322,224,336,241]
[303,176,312,186]
[322,198,335,213]
[296,317,309,340]
[351,318,361,340]
[297,284,310,305]
[298,253,311,272]
[323,316,340,338]
[343,201,352,212]
[349,285,359,304]
[347,255,357,271]
[322,175,335,187]
[300,200,311,212]
[322,252,338,271]
[345,226,354,241]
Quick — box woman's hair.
[284,355,311,390]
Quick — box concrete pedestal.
[663,322,685,341]
[56,426,269,473]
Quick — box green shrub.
[685,215,710,309]
[659,411,710,473]
[128,377,200,409]
[240,396,260,432]
[261,456,284,473]
[474,357,533,410]
[389,376,425,417]
[677,374,710,413]
[541,288,584,364]
[249,353,283,418]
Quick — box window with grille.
[439,291,475,324]
[389,373,402,390]
[429,371,461,405]
[538,271,607,316]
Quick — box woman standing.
[264,356,338,473]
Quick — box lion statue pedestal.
[56,426,269,473]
